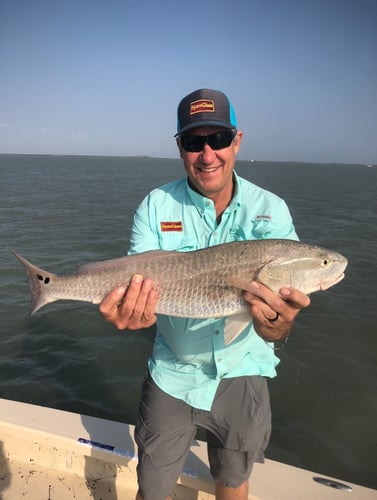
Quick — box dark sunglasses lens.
[180,135,206,152]
[180,130,235,152]
[207,131,235,150]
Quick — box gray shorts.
[134,372,271,500]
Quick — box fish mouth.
[320,273,345,291]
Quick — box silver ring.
[269,312,280,322]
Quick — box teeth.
[199,167,218,173]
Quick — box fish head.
[256,247,348,295]
[316,249,348,291]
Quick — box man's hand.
[99,274,158,330]
[243,282,311,342]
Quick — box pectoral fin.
[226,276,262,298]
[226,262,285,296]
[224,311,253,345]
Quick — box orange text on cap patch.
[161,221,183,232]
[190,99,215,115]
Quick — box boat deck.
[1,398,376,499]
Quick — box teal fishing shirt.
[129,172,298,411]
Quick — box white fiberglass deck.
[0,398,376,500]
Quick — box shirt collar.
[185,172,242,214]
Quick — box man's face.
[177,126,243,201]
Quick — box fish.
[13,239,348,344]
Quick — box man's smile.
[196,165,221,173]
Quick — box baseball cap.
[175,88,237,137]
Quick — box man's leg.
[201,376,271,499]
[215,479,248,499]
[134,372,196,500]
[136,492,171,500]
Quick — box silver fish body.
[13,240,347,344]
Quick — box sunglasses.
[180,130,236,152]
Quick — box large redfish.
[13,239,347,344]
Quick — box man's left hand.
[243,282,311,342]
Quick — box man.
[100,89,310,500]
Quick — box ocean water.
[0,154,376,489]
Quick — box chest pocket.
[251,218,274,239]
[158,231,197,252]
[228,218,275,241]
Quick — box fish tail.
[12,249,58,315]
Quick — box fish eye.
[322,259,328,266]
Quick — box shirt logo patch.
[190,99,215,115]
[161,221,183,232]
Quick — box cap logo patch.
[190,99,215,115]
[161,221,183,232]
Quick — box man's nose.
[199,142,216,162]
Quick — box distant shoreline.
[0,152,373,167]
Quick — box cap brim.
[175,120,235,137]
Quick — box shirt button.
[214,330,220,335]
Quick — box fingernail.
[133,274,143,283]
[115,286,126,295]
[280,287,291,297]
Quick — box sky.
[0,0,376,163]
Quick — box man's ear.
[233,130,243,153]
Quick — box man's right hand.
[99,274,158,330]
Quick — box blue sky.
[1,0,376,163]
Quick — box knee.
[209,449,254,488]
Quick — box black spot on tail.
[36,273,51,285]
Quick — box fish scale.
[13,239,347,344]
